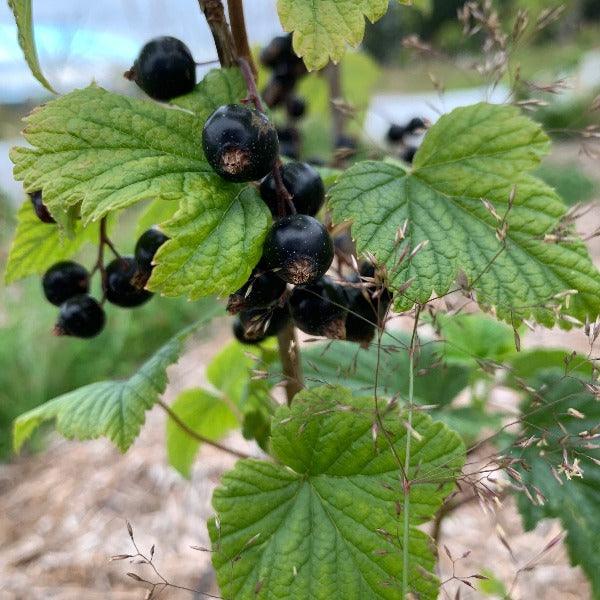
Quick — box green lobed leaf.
[166,388,237,478]
[277,0,389,70]
[172,67,247,118]
[329,103,600,326]
[8,0,56,93]
[209,385,465,600]
[147,178,271,299]
[10,85,210,227]
[5,199,97,283]
[513,374,600,597]
[13,314,221,453]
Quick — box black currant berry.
[259,35,294,69]
[30,190,55,224]
[227,268,287,314]
[202,104,279,182]
[233,305,290,345]
[134,228,169,272]
[55,295,105,339]
[405,117,427,134]
[105,257,153,308]
[261,215,334,285]
[259,162,325,218]
[290,276,348,339]
[126,36,196,101]
[262,76,289,109]
[401,146,418,164]
[286,96,306,119]
[387,124,405,143]
[42,261,89,306]
[335,134,357,151]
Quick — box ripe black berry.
[290,276,348,339]
[227,268,287,314]
[42,261,89,306]
[55,295,105,338]
[401,146,418,164]
[276,126,301,160]
[261,215,334,285]
[259,34,295,69]
[127,36,196,101]
[259,162,325,217]
[387,124,405,144]
[202,104,279,182]
[105,257,153,308]
[134,228,169,272]
[233,305,290,345]
[286,96,306,119]
[30,190,55,224]
[335,134,357,151]
[405,117,427,134]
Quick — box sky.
[0,0,283,102]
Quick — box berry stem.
[277,320,304,405]
[227,0,257,79]
[157,399,251,459]
[197,0,237,67]
[94,217,108,300]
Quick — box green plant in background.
[4,1,600,599]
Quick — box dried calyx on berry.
[261,214,334,285]
[289,276,348,339]
[227,267,287,314]
[260,162,325,218]
[105,257,153,308]
[125,36,196,101]
[203,104,279,182]
[30,190,55,224]
[43,261,89,306]
[55,295,105,338]
[233,305,290,345]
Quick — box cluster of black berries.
[259,33,309,160]
[30,192,168,338]
[386,117,428,164]
[202,87,391,346]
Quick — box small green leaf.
[513,374,600,597]
[278,0,389,70]
[10,85,210,227]
[5,200,97,283]
[209,385,465,600]
[166,389,237,478]
[172,67,247,119]
[329,103,600,326]
[13,316,220,453]
[147,179,271,299]
[8,0,56,93]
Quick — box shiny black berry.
[401,146,418,164]
[127,36,196,101]
[261,215,334,285]
[259,34,295,69]
[233,305,290,345]
[134,228,169,272]
[42,261,89,306]
[105,257,153,308]
[259,162,325,218]
[227,268,287,314]
[30,190,55,224]
[387,124,405,143]
[202,104,279,182]
[55,295,105,338]
[290,276,348,339]
[286,96,306,119]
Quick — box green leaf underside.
[278,0,389,70]
[513,375,600,597]
[8,0,55,93]
[209,386,465,600]
[172,67,247,119]
[13,314,221,453]
[147,179,271,299]
[329,103,600,326]
[10,85,210,227]
[166,389,237,478]
[5,200,97,283]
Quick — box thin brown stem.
[157,399,251,460]
[198,0,237,67]
[227,0,257,78]
[277,321,304,405]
